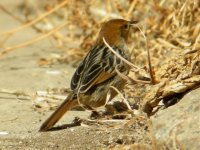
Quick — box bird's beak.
[129,20,139,24]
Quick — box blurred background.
[1,0,199,66]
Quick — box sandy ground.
[0,2,151,149]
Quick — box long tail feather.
[39,93,78,132]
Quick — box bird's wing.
[70,45,125,93]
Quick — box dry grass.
[1,0,199,64]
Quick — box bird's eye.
[124,24,129,30]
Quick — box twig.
[80,118,130,130]
[36,94,65,101]
[103,38,151,84]
[0,21,68,56]
[0,89,30,97]
[0,4,24,23]
[0,117,18,123]
[0,0,69,35]
[193,33,200,50]
[115,65,132,81]
[115,65,150,84]
[103,37,140,70]
[125,0,138,19]
[109,85,132,111]
[86,118,130,123]
[134,24,156,84]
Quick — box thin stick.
[115,65,150,84]
[103,37,140,70]
[86,118,130,123]
[36,95,65,101]
[103,38,151,84]
[0,0,69,35]
[193,33,200,50]
[0,89,29,97]
[125,0,138,19]
[0,21,68,56]
[109,85,132,111]
[0,4,23,23]
[134,25,155,84]
[115,65,131,81]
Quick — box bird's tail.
[39,93,78,132]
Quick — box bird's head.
[96,19,138,47]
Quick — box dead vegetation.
[0,0,199,149]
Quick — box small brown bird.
[40,19,137,131]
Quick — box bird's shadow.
[45,117,82,132]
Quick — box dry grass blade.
[0,89,30,97]
[103,37,151,85]
[125,0,138,19]
[0,4,23,23]
[193,33,200,50]
[134,24,155,84]
[109,85,132,111]
[0,21,68,56]
[103,37,140,70]
[115,65,132,82]
[0,0,69,35]
[115,65,150,84]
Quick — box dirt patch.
[1,117,151,149]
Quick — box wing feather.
[70,45,127,93]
